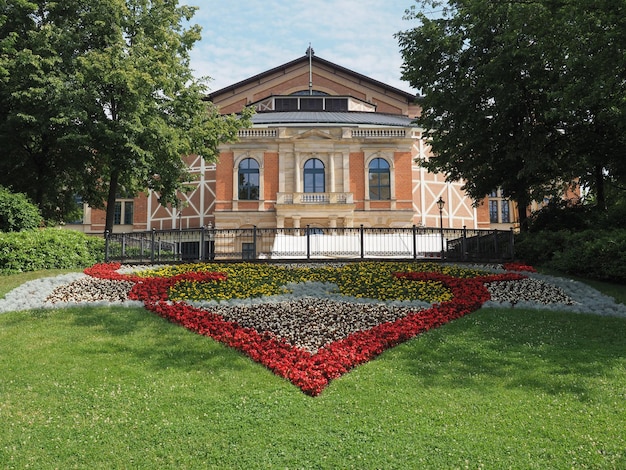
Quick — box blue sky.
[181,0,420,94]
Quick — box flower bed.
[82,261,530,395]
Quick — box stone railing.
[351,129,407,138]
[276,192,353,205]
[238,129,278,138]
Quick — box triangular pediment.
[207,53,419,118]
[291,129,333,140]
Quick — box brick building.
[77,51,514,234]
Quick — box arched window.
[304,158,325,193]
[238,158,259,200]
[368,158,390,200]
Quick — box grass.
[1,269,625,468]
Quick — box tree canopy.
[397,0,626,228]
[0,0,252,231]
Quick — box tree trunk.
[516,192,530,232]
[104,168,120,234]
[594,164,606,210]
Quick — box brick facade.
[78,53,504,234]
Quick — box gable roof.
[207,54,418,102]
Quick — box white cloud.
[182,0,417,93]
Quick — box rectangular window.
[300,98,323,111]
[113,200,134,225]
[275,98,298,111]
[369,173,391,200]
[501,200,510,223]
[114,201,122,225]
[489,200,499,223]
[238,173,260,200]
[325,98,348,111]
[124,201,134,225]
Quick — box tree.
[0,1,252,231]
[552,0,626,210]
[396,0,624,229]
[0,0,89,222]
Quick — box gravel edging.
[0,273,143,313]
[1,267,625,318]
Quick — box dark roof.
[251,111,415,127]
[208,54,418,102]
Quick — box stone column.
[295,152,302,193]
[329,152,336,193]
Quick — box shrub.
[604,203,626,229]
[514,231,569,265]
[0,228,105,274]
[0,186,42,232]
[515,229,626,283]
[548,230,626,283]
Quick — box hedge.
[0,228,105,274]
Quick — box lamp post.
[436,196,445,259]
[207,222,215,260]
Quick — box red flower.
[503,262,537,273]
[84,262,520,396]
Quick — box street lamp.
[206,222,215,260]
[436,196,445,259]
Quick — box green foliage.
[548,230,626,283]
[0,0,90,222]
[0,186,42,232]
[0,1,252,228]
[515,229,626,283]
[527,199,626,232]
[397,0,626,228]
[0,304,624,468]
[0,228,104,274]
[514,230,568,265]
[526,200,597,232]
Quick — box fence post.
[200,226,205,261]
[104,230,110,262]
[139,232,145,262]
[150,228,155,264]
[360,224,365,259]
[121,233,126,263]
[510,227,515,260]
[306,225,311,260]
[462,226,467,262]
[412,225,417,260]
[252,225,258,260]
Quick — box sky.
[180,0,420,94]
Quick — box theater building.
[78,50,510,234]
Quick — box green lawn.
[1,271,625,468]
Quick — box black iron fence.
[104,226,515,264]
